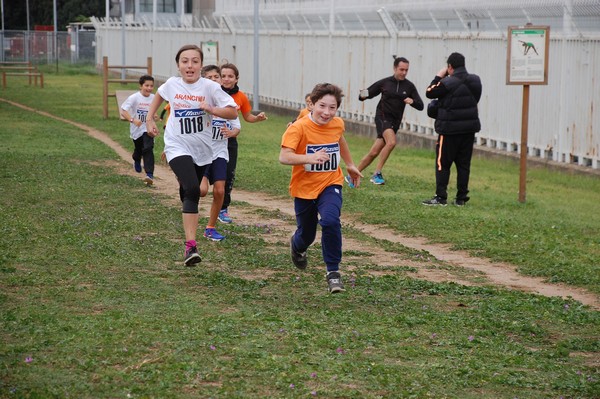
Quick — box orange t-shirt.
[230,90,252,115]
[281,115,345,199]
[296,108,310,120]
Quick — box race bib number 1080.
[175,109,205,135]
[304,143,340,172]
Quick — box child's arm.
[339,136,363,187]
[279,147,329,166]
[146,93,165,138]
[222,117,241,139]
[199,99,238,120]
[241,110,267,123]
[120,108,143,128]
[120,95,143,127]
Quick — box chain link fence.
[0,30,96,65]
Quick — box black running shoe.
[422,196,447,206]
[327,271,345,294]
[290,237,307,270]
[184,246,201,266]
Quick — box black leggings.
[168,155,207,214]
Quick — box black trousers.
[435,133,475,202]
[222,137,238,211]
[132,133,155,175]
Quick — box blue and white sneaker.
[144,173,154,186]
[204,228,225,241]
[218,209,233,224]
[344,174,355,188]
[370,172,385,185]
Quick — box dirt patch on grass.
[93,126,600,311]
[4,98,599,310]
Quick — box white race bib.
[211,118,231,141]
[304,143,340,172]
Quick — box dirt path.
[4,98,599,310]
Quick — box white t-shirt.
[157,77,237,166]
[121,91,154,140]
[210,116,241,161]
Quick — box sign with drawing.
[201,41,219,66]
[506,26,550,85]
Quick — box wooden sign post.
[506,25,550,203]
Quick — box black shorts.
[375,117,400,139]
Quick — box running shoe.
[184,246,201,266]
[370,172,385,185]
[422,196,448,206]
[344,174,355,188]
[144,174,154,186]
[133,161,142,173]
[204,227,225,242]
[326,271,345,293]
[290,236,307,270]
[218,209,233,224]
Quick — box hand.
[308,149,329,165]
[437,67,448,78]
[222,126,239,139]
[256,112,267,121]
[146,120,159,138]
[403,97,413,105]
[346,165,363,188]
[199,100,213,114]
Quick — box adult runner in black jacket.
[422,52,482,206]
[346,57,423,187]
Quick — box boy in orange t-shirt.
[279,83,362,294]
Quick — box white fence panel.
[93,22,600,169]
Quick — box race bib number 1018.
[175,109,205,135]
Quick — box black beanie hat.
[447,52,465,68]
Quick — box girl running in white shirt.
[146,44,238,266]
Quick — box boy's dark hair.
[175,44,204,64]
[201,64,221,77]
[310,83,344,108]
[393,56,409,67]
[220,63,239,78]
[138,74,154,85]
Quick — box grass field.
[0,64,598,398]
